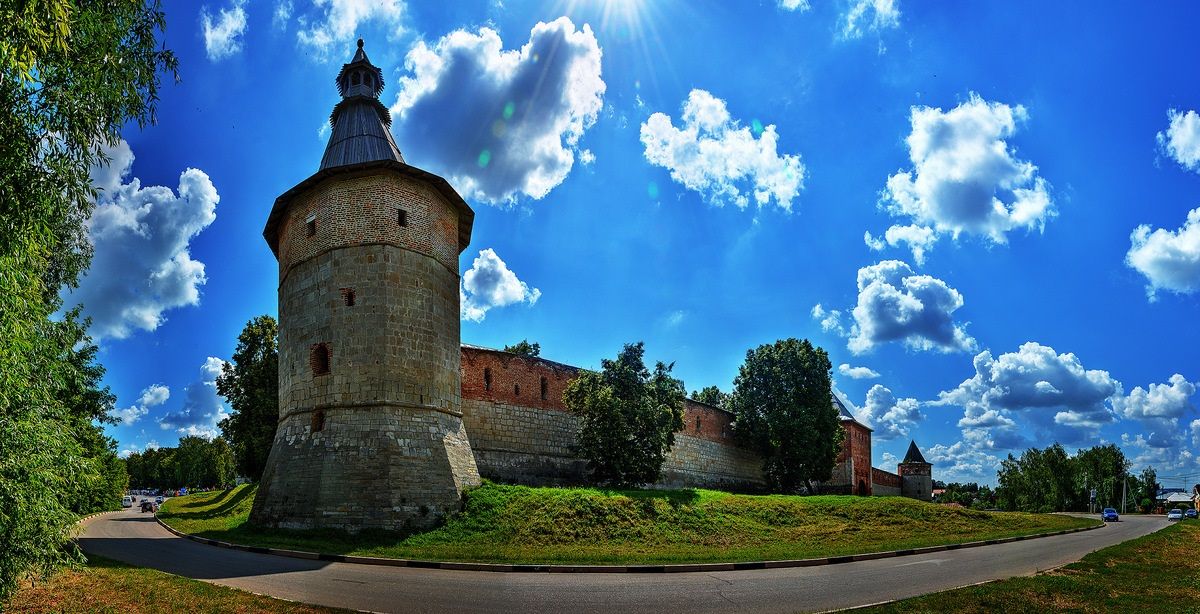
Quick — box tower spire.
[320,39,404,169]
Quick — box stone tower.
[251,40,481,532]
[898,440,933,502]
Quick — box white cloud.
[858,384,921,440]
[461,249,540,322]
[391,17,604,204]
[779,0,811,11]
[159,357,230,437]
[923,439,1001,483]
[201,0,248,61]
[1112,374,1196,449]
[811,304,846,336]
[665,310,687,327]
[846,260,976,354]
[1157,108,1200,173]
[881,451,898,466]
[840,0,900,40]
[111,383,171,425]
[118,439,160,460]
[1126,206,1200,298]
[838,363,880,379]
[876,94,1053,261]
[641,89,805,211]
[297,0,405,56]
[273,0,294,30]
[66,140,218,340]
[936,342,1120,446]
[864,224,936,265]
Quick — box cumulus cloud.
[923,439,1001,483]
[111,383,171,425]
[864,224,936,265]
[811,304,847,336]
[641,89,805,210]
[65,140,218,340]
[838,363,880,379]
[1126,206,1200,298]
[460,249,540,322]
[297,0,405,56]
[936,342,1120,446]
[158,357,229,439]
[118,439,159,459]
[1112,374,1196,449]
[845,260,976,354]
[201,0,248,61]
[273,0,293,30]
[391,17,604,203]
[840,0,900,40]
[1157,108,1200,173]
[875,94,1053,261]
[858,384,921,440]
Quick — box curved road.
[79,509,1165,613]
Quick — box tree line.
[124,437,236,491]
[0,0,177,602]
[994,443,1156,513]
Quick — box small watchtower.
[251,40,481,532]
[898,440,932,501]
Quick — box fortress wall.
[459,346,764,491]
[871,467,902,496]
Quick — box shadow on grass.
[161,486,255,521]
[596,487,701,507]
[176,488,236,510]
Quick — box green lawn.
[157,483,1097,565]
[7,555,347,613]
[863,520,1200,612]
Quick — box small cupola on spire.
[320,39,405,170]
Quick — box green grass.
[7,555,347,613]
[157,483,1097,565]
[863,520,1200,612]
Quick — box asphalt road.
[79,510,1166,613]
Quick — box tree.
[0,1,176,600]
[728,338,842,493]
[691,385,730,410]
[563,342,685,486]
[503,339,541,357]
[216,316,280,481]
[1139,467,1158,511]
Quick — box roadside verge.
[154,514,1105,574]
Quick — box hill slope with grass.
[159,483,1097,565]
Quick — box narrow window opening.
[514,383,521,396]
[397,209,407,227]
[340,288,356,306]
[305,217,316,236]
[695,417,702,432]
[351,72,361,86]
[540,377,548,401]
[310,343,330,376]
[483,368,492,391]
[311,409,326,432]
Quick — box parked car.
[121,495,134,508]
[1167,508,1183,521]
[1186,509,1197,519]
[155,496,164,505]
[1101,508,1119,522]
[140,500,157,513]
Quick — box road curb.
[153,515,1106,574]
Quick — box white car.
[1167,508,1183,521]
[121,495,134,508]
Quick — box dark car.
[140,500,157,513]
[1101,508,1119,522]
[1186,509,1197,519]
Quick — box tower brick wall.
[899,462,933,501]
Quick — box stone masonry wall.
[253,170,480,532]
[871,467,902,496]
[458,346,764,491]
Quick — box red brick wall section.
[459,346,739,446]
[838,421,873,495]
[872,467,901,489]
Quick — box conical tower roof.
[902,440,929,464]
[319,39,404,170]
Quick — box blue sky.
[76,0,1200,488]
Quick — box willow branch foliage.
[563,342,686,487]
[0,0,176,603]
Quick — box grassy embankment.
[158,483,1096,565]
[864,520,1200,612]
[7,555,347,613]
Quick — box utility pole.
[1122,475,1127,514]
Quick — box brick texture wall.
[871,467,902,496]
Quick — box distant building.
[899,440,933,501]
